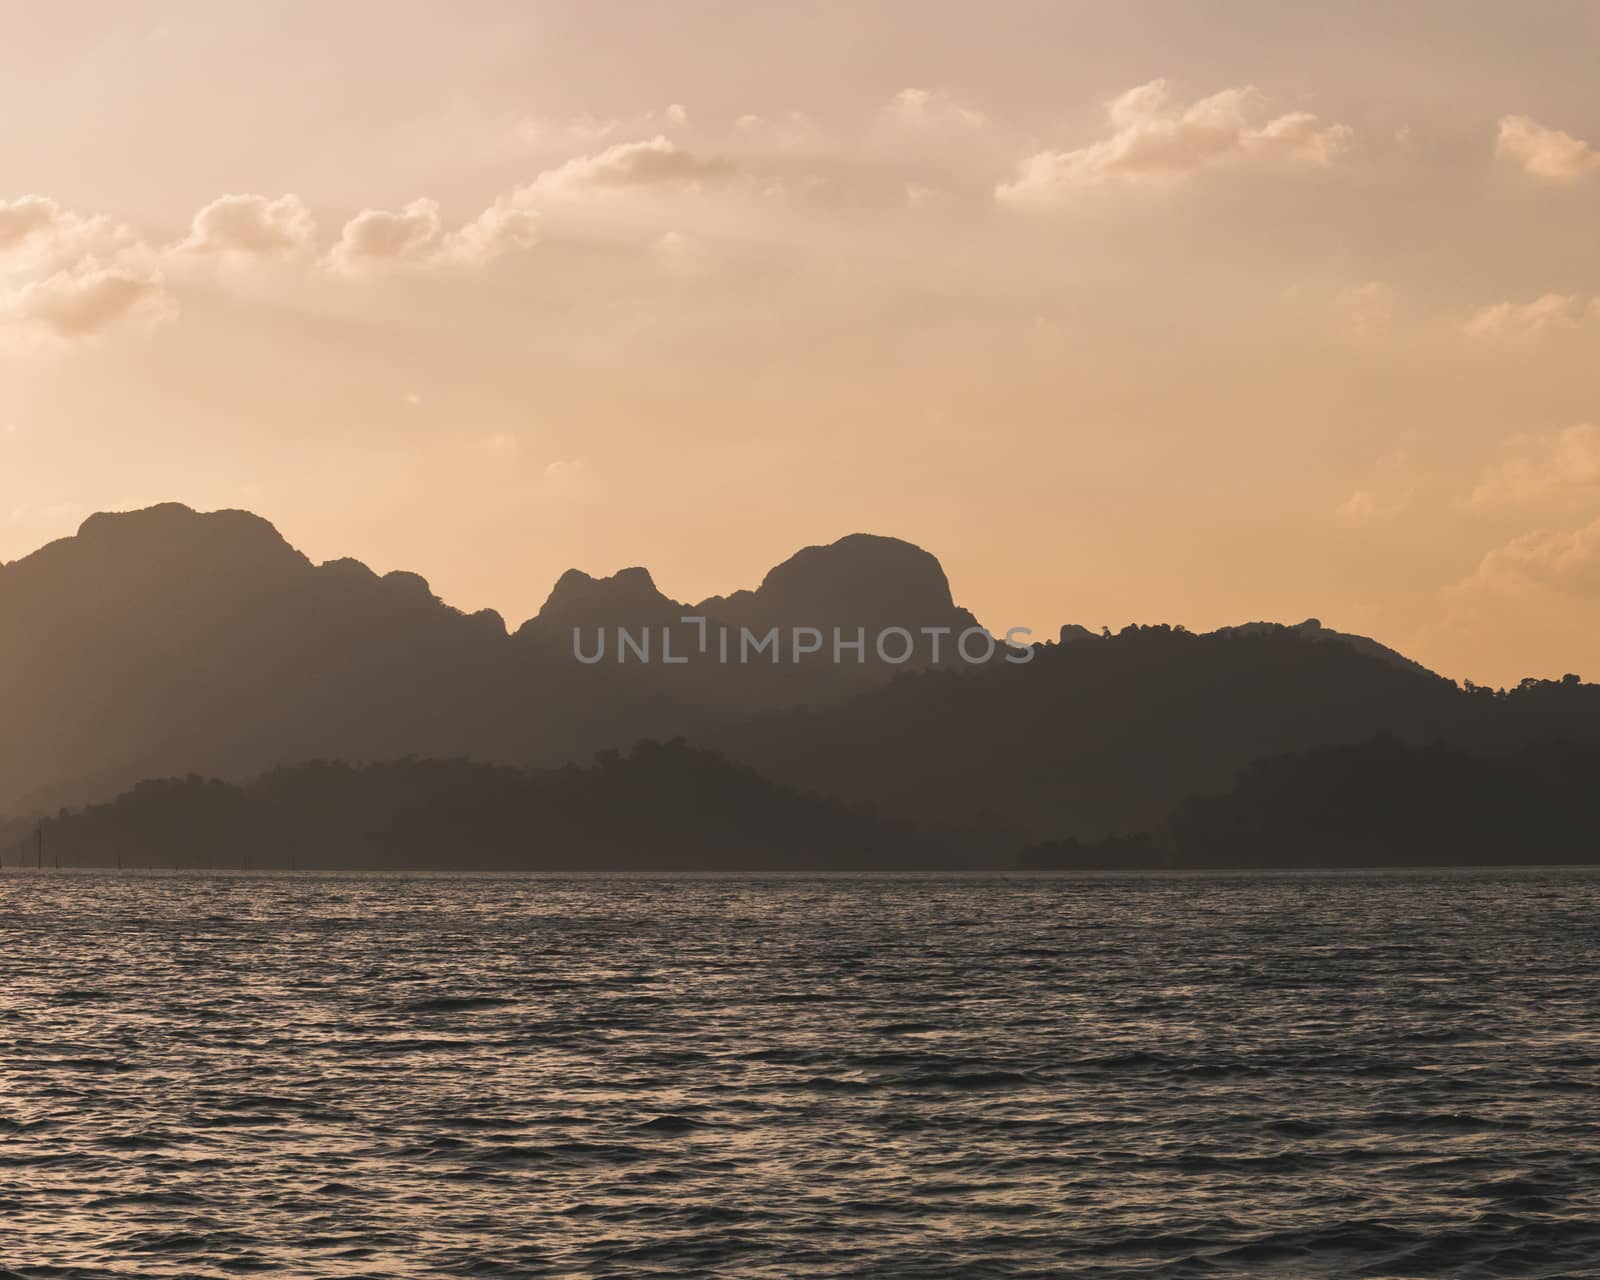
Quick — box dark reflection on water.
[2,868,1599,1278]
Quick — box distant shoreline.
[9,736,1600,877]
[6,861,1599,879]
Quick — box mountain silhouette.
[695,533,980,639]
[516,532,981,683]
[707,624,1600,840]
[0,504,517,811]
[3,504,1597,854]
[525,566,682,632]
[1210,617,1432,675]
[0,506,981,813]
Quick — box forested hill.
[709,625,1600,839]
[4,741,936,872]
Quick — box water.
[2,869,1599,1279]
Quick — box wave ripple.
[2,867,1599,1277]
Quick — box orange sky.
[3,1,1599,686]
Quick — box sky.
[2,0,1599,686]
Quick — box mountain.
[5,504,1597,846]
[696,534,980,640]
[706,624,1600,840]
[0,506,983,812]
[0,504,517,811]
[526,565,682,632]
[515,532,981,683]
[1209,617,1433,675]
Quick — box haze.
[3,1,1598,686]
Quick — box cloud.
[728,111,827,160]
[871,89,992,175]
[541,458,589,494]
[2,260,173,339]
[653,228,711,273]
[1440,515,1600,680]
[513,114,625,149]
[440,196,541,266]
[0,195,62,251]
[0,196,164,340]
[1471,424,1600,506]
[0,195,139,269]
[996,80,1351,204]
[323,198,445,273]
[530,136,735,194]
[1337,489,1379,521]
[1336,484,1410,524]
[512,106,691,151]
[881,88,988,132]
[1457,517,1600,599]
[1496,115,1600,180]
[1463,292,1588,342]
[1334,281,1396,338]
[323,197,538,273]
[179,193,316,257]
[478,432,519,458]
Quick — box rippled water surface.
[3,868,1600,1278]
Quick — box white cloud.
[1496,115,1600,180]
[323,196,538,273]
[2,260,173,339]
[530,136,735,195]
[1334,281,1396,338]
[653,228,708,273]
[541,458,588,494]
[1464,293,1587,342]
[1456,516,1600,598]
[882,88,987,132]
[440,196,541,266]
[0,195,62,251]
[0,195,140,270]
[513,113,625,149]
[1336,484,1409,524]
[323,198,445,273]
[512,105,692,152]
[996,80,1351,204]
[179,193,316,257]
[1440,515,1600,680]
[1338,489,1378,521]
[478,432,519,458]
[1471,424,1600,506]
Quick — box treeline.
[8,736,1600,874]
[2,740,944,872]
[1022,737,1600,870]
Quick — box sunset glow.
[4,2,1599,685]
